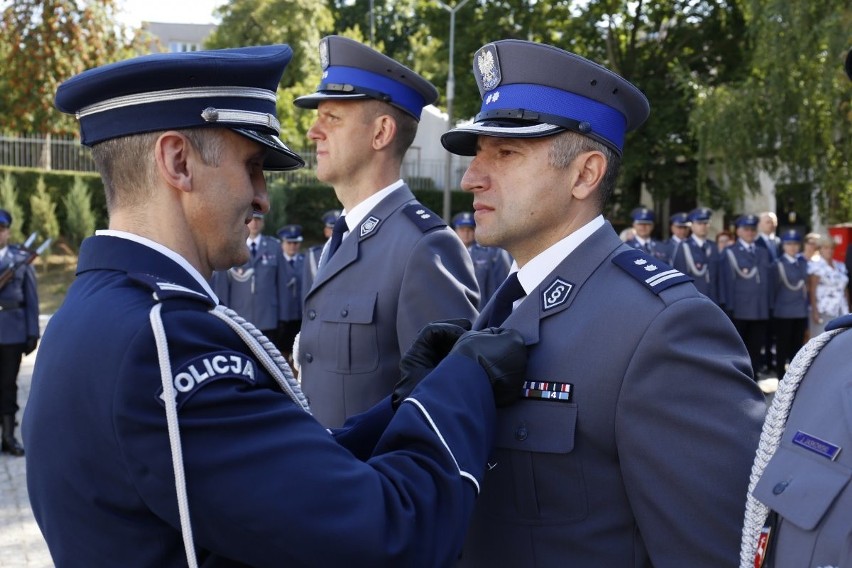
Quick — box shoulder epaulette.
[825,314,852,331]
[612,248,692,294]
[403,203,446,233]
[128,272,215,306]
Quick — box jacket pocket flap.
[321,293,377,324]
[494,401,577,454]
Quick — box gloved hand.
[23,336,38,356]
[392,319,472,410]
[450,327,527,407]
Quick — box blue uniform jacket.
[0,245,39,344]
[771,255,809,319]
[469,243,512,308]
[719,241,772,320]
[279,252,304,322]
[624,236,669,262]
[671,236,719,302]
[23,235,497,567]
[213,235,283,331]
[462,223,766,567]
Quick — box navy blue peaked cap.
[780,229,801,243]
[442,40,650,157]
[735,214,759,228]
[321,209,342,227]
[452,212,475,228]
[0,209,11,226]
[294,36,438,121]
[631,206,655,223]
[688,207,713,222]
[55,45,304,171]
[670,212,690,227]
[277,224,303,242]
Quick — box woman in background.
[807,236,849,337]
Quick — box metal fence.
[0,133,467,190]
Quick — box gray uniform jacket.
[462,222,767,567]
[752,315,852,568]
[213,235,283,332]
[469,244,512,309]
[299,185,479,427]
[772,256,809,319]
[301,244,323,301]
[720,242,772,320]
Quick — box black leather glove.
[392,319,472,410]
[23,336,38,355]
[450,327,527,407]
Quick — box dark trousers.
[0,343,24,415]
[733,319,768,380]
[773,317,807,379]
[275,320,301,358]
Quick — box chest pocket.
[480,401,587,524]
[319,292,378,374]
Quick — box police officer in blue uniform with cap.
[276,223,304,358]
[625,205,668,261]
[770,230,809,379]
[740,52,852,568]
[719,213,773,378]
[671,206,719,301]
[302,209,340,295]
[452,211,512,308]
[294,35,479,427]
[213,212,283,340]
[663,211,691,265]
[0,209,39,456]
[22,44,529,567]
[438,39,765,567]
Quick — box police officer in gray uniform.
[294,36,479,427]
[671,206,719,302]
[739,50,852,568]
[302,209,340,297]
[452,211,512,308]
[213,212,283,340]
[441,39,766,567]
[0,209,38,456]
[720,214,773,378]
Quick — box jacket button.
[341,309,348,317]
[514,425,528,441]
[308,310,316,320]
[305,353,313,363]
[772,481,789,495]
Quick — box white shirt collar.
[340,179,405,234]
[0,246,7,259]
[95,229,219,303]
[691,235,705,247]
[247,236,261,247]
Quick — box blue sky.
[117,0,223,27]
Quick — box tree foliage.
[62,176,96,251]
[690,0,852,222]
[0,0,139,135]
[29,176,60,246]
[0,172,26,243]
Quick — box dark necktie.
[250,242,257,258]
[486,272,525,327]
[326,215,348,261]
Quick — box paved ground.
[0,314,780,567]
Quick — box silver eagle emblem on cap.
[477,45,501,91]
[319,39,329,70]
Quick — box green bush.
[62,177,97,252]
[29,177,60,248]
[0,172,26,243]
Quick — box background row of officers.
[212,209,511,363]
[624,207,851,379]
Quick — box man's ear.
[571,151,606,201]
[154,131,193,192]
[371,115,397,151]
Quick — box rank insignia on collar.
[542,277,573,311]
[360,216,380,237]
[476,44,501,92]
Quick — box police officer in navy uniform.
[740,52,852,568]
[23,45,528,567]
[294,36,479,427]
[663,211,691,266]
[275,223,304,359]
[440,39,765,567]
[671,206,719,302]
[719,214,773,378]
[302,209,340,295]
[770,230,809,379]
[452,211,512,308]
[0,209,38,456]
[624,206,668,261]
[213,212,283,340]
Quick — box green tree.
[205,0,335,146]
[62,176,96,252]
[690,1,852,222]
[29,177,60,250]
[0,172,25,243]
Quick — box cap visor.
[234,129,305,171]
[441,121,565,156]
[294,92,371,109]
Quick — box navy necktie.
[486,272,525,327]
[250,242,257,258]
[326,215,347,261]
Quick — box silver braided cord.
[209,305,310,412]
[739,328,843,568]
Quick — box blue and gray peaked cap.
[442,40,650,157]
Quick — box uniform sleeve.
[396,229,479,353]
[615,295,766,567]
[24,264,39,337]
[114,311,495,566]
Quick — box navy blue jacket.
[23,235,496,567]
[0,245,39,344]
